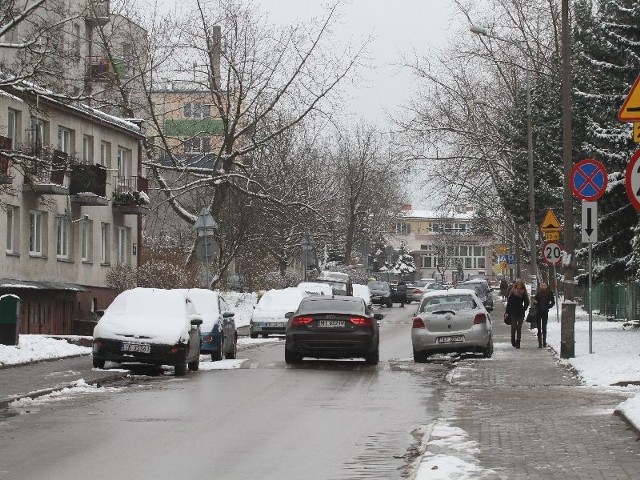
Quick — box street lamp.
[470,25,538,292]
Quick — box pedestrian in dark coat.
[396,280,407,307]
[505,279,529,349]
[499,278,509,301]
[533,282,555,348]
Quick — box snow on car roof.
[94,288,195,344]
[352,284,371,302]
[178,288,221,332]
[257,287,308,310]
[421,288,478,299]
[297,282,333,296]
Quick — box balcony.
[0,136,13,185]
[112,175,150,214]
[22,149,69,195]
[85,0,110,25]
[87,56,128,81]
[69,163,109,206]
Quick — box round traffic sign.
[626,150,640,211]
[570,158,608,201]
[542,241,563,266]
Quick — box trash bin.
[0,294,21,345]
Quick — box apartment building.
[0,80,146,335]
[387,204,496,283]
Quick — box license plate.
[121,342,151,353]
[436,335,464,344]
[266,322,284,328]
[318,320,345,328]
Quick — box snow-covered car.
[284,296,383,365]
[411,288,493,362]
[297,282,334,296]
[314,270,353,296]
[92,288,203,375]
[178,289,237,361]
[250,287,308,338]
[406,280,447,303]
[353,283,372,308]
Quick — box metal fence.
[579,281,640,321]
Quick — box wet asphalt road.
[0,303,456,480]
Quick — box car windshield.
[419,295,477,313]
[298,298,364,315]
[367,281,389,291]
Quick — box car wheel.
[413,349,429,363]
[386,300,393,308]
[285,349,302,364]
[250,333,258,339]
[188,355,200,371]
[226,334,237,359]
[175,363,187,376]
[211,335,224,361]
[364,350,379,365]
[92,357,105,369]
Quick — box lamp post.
[470,25,538,292]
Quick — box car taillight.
[473,313,487,325]
[349,316,372,327]
[414,289,424,295]
[412,317,426,328]
[292,316,314,326]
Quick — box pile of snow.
[0,335,90,366]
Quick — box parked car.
[92,288,203,375]
[411,288,493,362]
[314,270,353,296]
[367,280,393,307]
[406,279,448,303]
[284,296,382,365]
[179,289,237,361]
[297,282,334,296]
[250,287,308,338]
[459,279,495,311]
[353,283,372,308]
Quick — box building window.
[82,135,94,163]
[465,257,472,269]
[117,226,129,265]
[183,102,210,119]
[7,108,19,145]
[394,222,411,235]
[29,118,48,154]
[56,216,70,259]
[117,146,131,179]
[100,222,110,264]
[100,141,111,167]
[58,126,73,154]
[421,256,432,268]
[183,137,211,153]
[29,211,44,256]
[81,220,92,262]
[5,206,18,253]
[477,258,486,269]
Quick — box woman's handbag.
[503,313,511,325]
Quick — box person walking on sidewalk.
[533,282,555,348]
[505,279,529,349]
[396,280,407,308]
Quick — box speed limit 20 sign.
[542,241,563,265]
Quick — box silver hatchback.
[411,288,493,362]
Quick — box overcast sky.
[253,0,462,125]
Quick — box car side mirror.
[285,312,294,319]
[223,311,235,318]
[374,313,384,320]
[189,314,203,326]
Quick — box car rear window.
[368,282,388,290]
[419,295,477,313]
[299,298,364,315]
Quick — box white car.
[92,288,203,375]
[250,287,308,338]
[352,283,372,308]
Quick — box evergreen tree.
[390,243,417,276]
[573,0,640,282]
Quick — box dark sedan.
[367,280,393,307]
[284,296,382,365]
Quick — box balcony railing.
[69,163,109,205]
[112,174,150,214]
[87,56,128,81]
[85,0,110,25]
[23,149,69,195]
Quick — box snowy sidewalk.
[414,301,640,479]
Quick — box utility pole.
[561,0,576,358]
